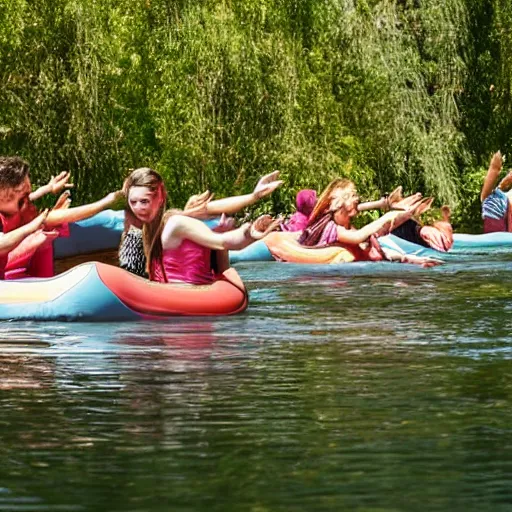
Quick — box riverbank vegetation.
[1,0,512,231]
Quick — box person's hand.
[411,196,434,216]
[105,190,125,205]
[48,171,74,195]
[390,192,423,211]
[213,213,236,233]
[387,186,403,205]
[248,214,282,239]
[499,169,512,192]
[25,209,50,234]
[53,191,72,210]
[401,254,443,267]
[183,190,214,218]
[490,151,503,173]
[33,229,60,247]
[185,190,214,210]
[376,209,414,237]
[253,171,283,199]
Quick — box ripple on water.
[0,261,512,510]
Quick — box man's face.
[0,176,31,217]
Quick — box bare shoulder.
[162,213,205,238]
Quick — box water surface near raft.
[1,259,512,511]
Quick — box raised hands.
[184,190,214,218]
[248,214,281,239]
[47,171,74,195]
[253,171,283,199]
[490,150,503,174]
[386,186,423,211]
[53,191,72,210]
[26,209,50,233]
[213,213,237,233]
[105,190,125,206]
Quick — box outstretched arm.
[336,210,413,245]
[357,188,422,212]
[45,191,123,226]
[481,151,502,202]
[29,171,73,202]
[357,198,388,212]
[185,171,283,218]
[381,248,442,267]
[0,210,49,256]
[162,214,279,252]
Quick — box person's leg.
[481,151,503,201]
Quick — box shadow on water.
[1,259,512,510]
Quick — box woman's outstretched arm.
[184,171,283,218]
[336,210,413,245]
[161,215,278,252]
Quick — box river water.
[1,258,512,511]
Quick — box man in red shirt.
[0,156,122,278]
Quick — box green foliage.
[0,0,512,231]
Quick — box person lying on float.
[299,178,441,267]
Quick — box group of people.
[0,151,507,285]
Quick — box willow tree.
[0,0,498,221]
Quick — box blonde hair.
[123,167,169,274]
[308,178,355,225]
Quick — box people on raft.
[480,151,512,233]
[298,178,442,266]
[120,167,282,283]
[0,156,124,279]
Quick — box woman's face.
[331,184,360,220]
[128,186,162,223]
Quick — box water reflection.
[1,261,512,510]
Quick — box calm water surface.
[1,259,512,511]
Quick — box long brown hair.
[123,167,169,274]
[307,178,354,225]
[299,178,355,246]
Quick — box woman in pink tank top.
[122,167,282,284]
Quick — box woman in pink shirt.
[121,167,282,284]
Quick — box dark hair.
[0,157,30,189]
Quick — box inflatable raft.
[229,230,512,264]
[0,263,248,321]
[230,232,381,264]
